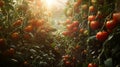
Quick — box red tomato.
[106,20,117,29]
[75,45,80,49]
[72,21,79,27]
[66,24,73,30]
[90,21,100,30]
[74,2,79,9]
[96,31,108,41]
[24,33,31,40]
[13,20,22,27]
[65,61,71,65]
[24,25,33,32]
[88,63,98,67]
[88,15,96,21]
[62,31,71,36]
[79,28,85,33]
[72,27,78,32]
[64,55,70,59]
[66,19,71,24]
[89,6,95,12]
[113,12,120,22]
[77,0,82,5]
[82,4,88,10]
[0,38,5,45]
[24,61,29,65]
[11,32,19,40]
[0,0,4,7]
[9,48,15,55]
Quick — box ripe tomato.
[91,0,96,4]
[89,6,95,12]
[24,61,29,65]
[11,32,19,40]
[82,4,88,10]
[24,25,33,32]
[88,15,96,21]
[65,61,71,65]
[66,24,73,30]
[72,21,79,27]
[77,0,82,5]
[24,33,31,40]
[75,45,80,49]
[79,28,85,33]
[8,48,15,56]
[96,31,108,41]
[66,19,71,24]
[74,2,79,9]
[36,0,41,6]
[0,0,4,7]
[113,12,120,22]
[13,20,22,27]
[90,21,100,30]
[28,19,37,26]
[106,20,117,29]
[88,63,98,67]
[0,38,5,45]
[72,27,78,32]
[62,31,71,36]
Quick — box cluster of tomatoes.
[87,3,120,42]
[62,19,79,37]
[88,63,98,67]
[62,54,77,67]
[96,12,120,42]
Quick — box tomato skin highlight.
[88,63,98,67]
[96,31,108,41]
[0,38,5,45]
[89,6,95,12]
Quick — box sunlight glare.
[45,0,56,9]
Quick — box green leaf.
[104,58,113,67]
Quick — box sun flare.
[45,0,56,9]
